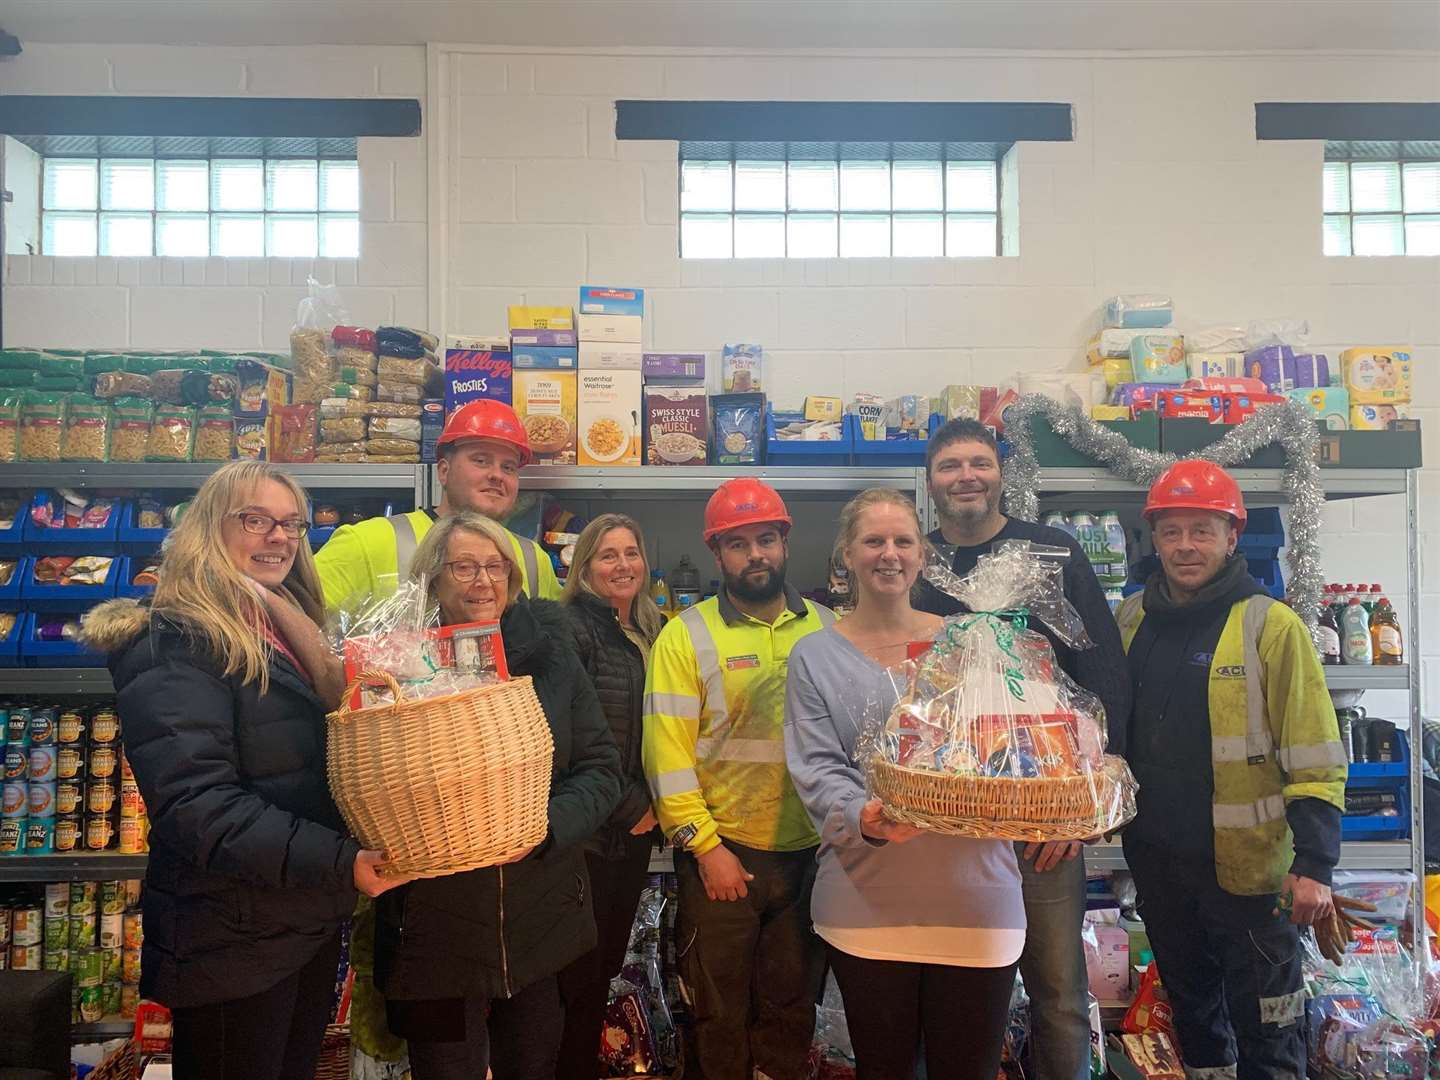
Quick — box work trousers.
[400,975,564,1080]
[1015,841,1093,1080]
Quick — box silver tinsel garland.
[1003,394,1325,637]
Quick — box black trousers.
[827,946,1017,1080]
[1125,838,1306,1080]
[400,975,564,1080]
[170,930,341,1080]
[555,836,656,1079]
[674,841,825,1080]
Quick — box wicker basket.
[870,755,1133,842]
[89,1039,138,1080]
[327,672,554,879]
[312,1023,350,1080]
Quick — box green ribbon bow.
[932,607,1031,701]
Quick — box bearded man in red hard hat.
[642,478,835,1080]
[1115,459,1347,1080]
[315,398,561,614]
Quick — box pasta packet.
[365,438,420,457]
[193,405,234,462]
[109,398,154,463]
[270,404,319,463]
[91,371,152,399]
[20,392,67,462]
[377,355,431,386]
[321,417,367,444]
[147,405,197,462]
[60,396,111,463]
[0,392,20,463]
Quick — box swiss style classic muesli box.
[644,386,708,465]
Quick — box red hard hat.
[438,399,532,466]
[703,478,792,542]
[1143,459,1247,530]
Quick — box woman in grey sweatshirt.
[784,488,1025,1080]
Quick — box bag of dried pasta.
[291,277,344,402]
[20,392,67,462]
[61,396,112,463]
[0,392,20,464]
[193,405,234,462]
[147,405,197,462]
[109,398,154,463]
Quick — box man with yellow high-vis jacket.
[1117,460,1346,1080]
[643,478,834,1080]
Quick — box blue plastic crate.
[0,613,22,668]
[765,407,851,467]
[1341,782,1410,841]
[116,499,170,551]
[1347,730,1409,783]
[0,497,27,552]
[0,556,26,608]
[848,414,932,467]
[1237,507,1284,551]
[20,612,105,668]
[114,556,156,600]
[1249,558,1285,600]
[21,557,119,611]
[310,526,337,551]
[22,493,119,551]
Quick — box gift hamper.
[865,541,1137,841]
[326,580,554,880]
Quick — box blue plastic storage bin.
[0,556,26,607]
[116,500,170,552]
[20,612,105,668]
[1249,558,1285,600]
[848,414,933,467]
[1341,784,1409,841]
[114,556,156,600]
[0,612,22,667]
[309,526,337,551]
[0,498,27,552]
[765,407,851,467]
[21,557,119,612]
[1237,507,1284,552]
[22,493,119,551]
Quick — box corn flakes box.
[578,370,641,466]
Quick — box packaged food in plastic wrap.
[367,401,424,420]
[377,355,432,386]
[1122,964,1174,1036]
[333,327,377,355]
[147,369,190,404]
[147,405,196,462]
[321,417,367,445]
[103,397,152,464]
[376,326,436,357]
[60,396,111,462]
[20,392,67,462]
[328,383,375,402]
[334,578,507,709]
[340,366,378,387]
[291,278,344,401]
[861,541,1137,841]
[193,405,234,462]
[271,404,319,463]
[91,371,152,399]
[368,417,421,441]
[364,437,420,457]
[315,450,368,463]
[321,397,371,419]
[375,381,425,405]
[0,392,22,463]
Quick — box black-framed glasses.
[445,558,511,585]
[231,512,310,539]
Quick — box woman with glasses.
[79,462,408,1080]
[373,511,622,1080]
[555,514,664,1078]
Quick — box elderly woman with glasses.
[371,511,623,1080]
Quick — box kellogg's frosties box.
[445,336,513,413]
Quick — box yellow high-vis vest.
[642,587,834,856]
[1116,592,1347,896]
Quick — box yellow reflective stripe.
[519,536,540,598]
[1278,742,1349,772]
[1213,794,1286,829]
[678,606,729,727]
[695,737,787,764]
[651,767,701,798]
[644,691,701,720]
[1242,596,1276,759]
[1212,734,1272,763]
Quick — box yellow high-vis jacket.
[643,585,834,856]
[313,509,560,614]
[1116,592,1347,896]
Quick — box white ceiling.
[0,0,1437,52]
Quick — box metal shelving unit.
[73,1020,134,1041]
[0,462,427,503]
[1086,840,1414,873]
[0,853,148,883]
[0,668,115,695]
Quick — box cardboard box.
[644,386,708,466]
[642,353,705,383]
[444,336,513,412]
[507,305,573,330]
[578,313,642,344]
[577,370,642,466]
[509,328,577,348]
[1088,925,1131,1002]
[578,285,644,317]
[721,343,764,393]
[804,396,843,422]
[511,346,577,370]
[579,342,643,370]
[420,400,444,462]
[938,384,998,421]
[514,370,577,465]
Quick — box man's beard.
[725,561,787,603]
[936,487,999,529]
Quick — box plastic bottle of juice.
[1341,598,1373,665]
[1318,603,1342,666]
[650,569,671,614]
[1371,597,1404,665]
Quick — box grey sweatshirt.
[784,627,1025,937]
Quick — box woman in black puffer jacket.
[79,461,404,1080]
[373,512,622,1080]
[555,513,664,1078]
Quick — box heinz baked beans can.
[0,819,21,854]
[1,781,26,819]
[5,708,30,748]
[3,746,27,783]
[27,746,56,784]
[28,708,57,747]
[24,819,54,853]
[119,777,142,819]
[27,781,56,819]
[117,817,144,854]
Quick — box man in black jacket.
[914,419,1131,1080]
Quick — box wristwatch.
[670,822,699,852]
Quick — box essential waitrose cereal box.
[578,370,641,466]
[514,370,577,465]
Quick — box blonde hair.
[562,514,663,644]
[832,487,930,571]
[152,461,325,692]
[410,512,523,611]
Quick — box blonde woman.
[784,488,1025,1080]
[80,461,404,1080]
[556,513,664,1077]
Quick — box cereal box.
[507,306,574,331]
[578,370,641,466]
[444,336,512,412]
[514,371,577,465]
[721,344,763,393]
[644,386,708,466]
[578,285,645,317]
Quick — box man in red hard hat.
[315,397,561,613]
[643,478,834,1080]
[1115,459,1346,1079]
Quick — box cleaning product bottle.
[650,568,671,614]
[1341,598,1373,665]
[1371,597,1404,665]
[671,554,701,611]
[1318,602,1342,666]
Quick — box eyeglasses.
[445,558,511,586]
[231,512,311,539]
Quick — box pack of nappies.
[1018,371,1106,411]
[1102,356,1135,389]
[1187,352,1244,380]
[1103,294,1173,330]
[1350,403,1409,430]
[1130,334,1187,384]
[1291,353,1330,389]
[1341,348,1412,404]
[1087,328,1141,364]
[1286,387,1349,430]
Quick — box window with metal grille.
[29,136,360,258]
[1322,141,1440,256]
[678,142,1009,259]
